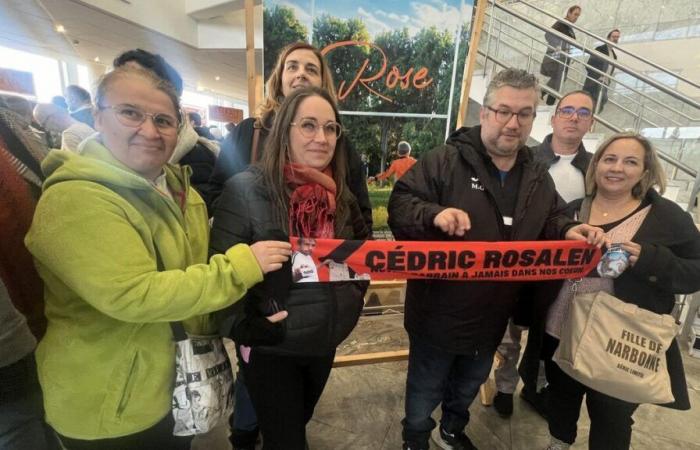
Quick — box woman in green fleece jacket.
[24,66,292,450]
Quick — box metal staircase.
[472,0,700,212]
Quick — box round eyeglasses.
[99,104,179,134]
[290,118,342,139]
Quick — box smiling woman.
[93,68,181,180]
[542,131,700,450]
[23,66,292,450]
[209,87,370,450]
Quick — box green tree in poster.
[263,5,308,79]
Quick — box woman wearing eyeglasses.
[209,87,369,449]
[24,67,292,449]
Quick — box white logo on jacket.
[470,177,484,191]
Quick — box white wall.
[82,0,199,47]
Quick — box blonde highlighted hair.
[256,42,336,127]
[585,131,666,199]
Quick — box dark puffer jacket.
[388,125,576,355]
[210,168,369,356]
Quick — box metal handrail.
[482,13,692,125]
[511,0,700,91]
[488,3,700,116]
[476,51,698,179]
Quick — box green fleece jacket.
[25,139,263,439]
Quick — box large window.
[0,45,62,101]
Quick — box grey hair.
[482,68,540,107]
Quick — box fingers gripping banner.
[290,238,601,283]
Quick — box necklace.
[593,197,640,220]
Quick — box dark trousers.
[57,413,191,450]
[0,353,60,450]
[242,349,335,450]
[402,333,494,448]
[543,334,639,449]
[229,360,259,448]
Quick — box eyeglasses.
[556,106,593,120]
[290,118,342,139]
[99,104,179,134]
[486,106,536,125]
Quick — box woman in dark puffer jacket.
[210,87,369,450]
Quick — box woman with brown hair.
[209,41,371,227]
[209,41,371,449]
[543,131,700,450]
[210,87,369,449]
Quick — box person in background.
[0,104,58,450]
[583,29,620,113]
[33,103,95,151]
[210,86,369,450]
[113,48,218,212]
[209,126,223,142]
[208,41,372,450]
[25,66,291,450]
[543,132,700,450]
[541,5,581,106]
[188,111,217,140]
[369,141,417,184]
[51,96,68,110]
[388,68,606,450]
[64,85,95,128]
[493,90,595,418]
[209,42,372,228]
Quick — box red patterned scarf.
[284,163,336,238]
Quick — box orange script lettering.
[321,40,434,103]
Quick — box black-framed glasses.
[556,106,593,120]
[486,106,536,125]
[99,104,179,134]
[290,118,342,139]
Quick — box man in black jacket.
[582,29,620,113]
[388,69,605,450]
[494,90,595,418]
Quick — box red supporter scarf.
[284,163,336,238]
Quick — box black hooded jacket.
[388,126,576,354]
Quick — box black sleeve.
[387,146,448,240]
[209,174,286,346]
[209,119,254,206]
[179,143,217,215]
[344,138,373,231]
[586,45,607,76]
[209,175,255,256]
[630,202,700,295]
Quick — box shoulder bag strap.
[250,125,261,163]
[152,244,188,342]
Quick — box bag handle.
[152,244,189,343]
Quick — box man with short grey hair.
[493,90,595,418]
[389,68,605,450]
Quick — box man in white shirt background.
[493,90,595,417]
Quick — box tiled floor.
[194,314,700,450]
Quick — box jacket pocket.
[115,350,140,420]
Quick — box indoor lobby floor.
[193,314,700,450]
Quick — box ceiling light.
[215,76,221,81]
[94,56,100,62]
[56,25,66,33]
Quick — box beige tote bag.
[553,291,679,404]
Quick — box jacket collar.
[538,133,589,171]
